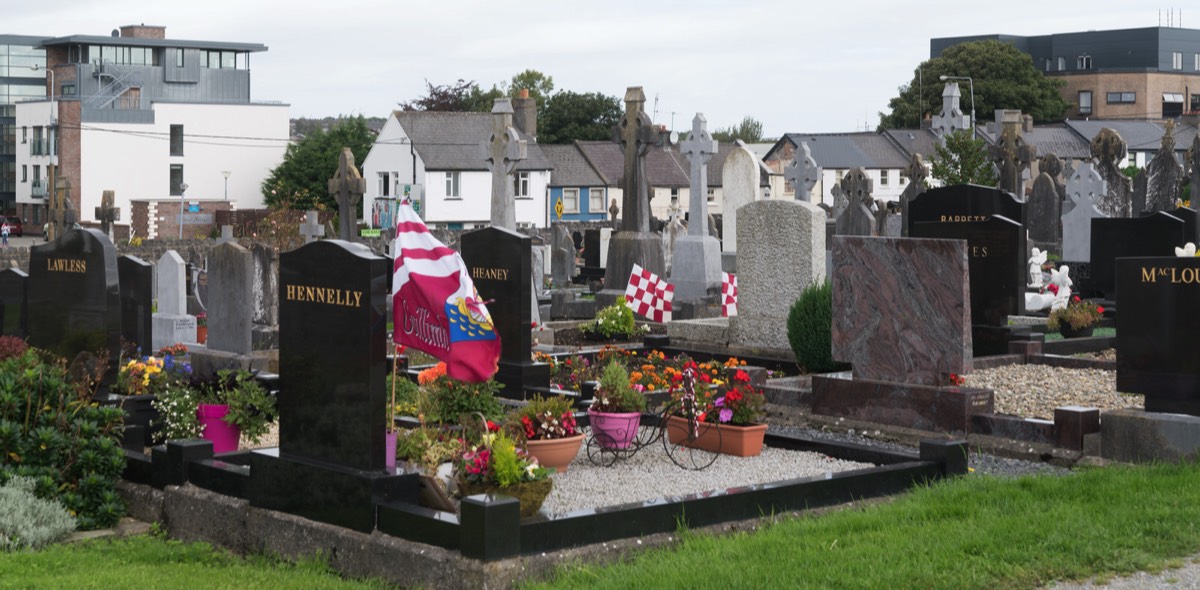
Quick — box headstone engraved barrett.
[481,98,527,231]
[1116,256,1200,416]
[670,114,723,302]
[250,239,415,533]
[0,269,28,338]
[907,184,1025,235]
[151,251,197,351]
[461,227,549,398]
[118,255,153,353]
[328,147,366,241]
[28,229,121,388]
[1062,163,1107,262]
[1090,212,1186,300]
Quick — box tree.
[505,69,555,107]
[399,79,502,112]
[929,130,998,186]
[538,91,622,144]
[261,116,376,210]
[711,116,764,143]
[879,40,1068,129]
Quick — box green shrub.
[0,476,76,551]
[580,303,646,339]
[418,378,504,423]
[787,281,849,374]
[591,361,646,413]
[0,350,126,530]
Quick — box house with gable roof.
[540,142,611,223]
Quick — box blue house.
[541,142,611,223]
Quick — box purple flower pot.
[196,403,240,454]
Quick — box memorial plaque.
[461,227,530,364]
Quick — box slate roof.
[391,111,552,171]
[541,143,608,187]
[882,128,941,160]
[575,141,689,188]
[680,143,771,187]
[977,124,1092,159]
[779,133,910,169]
[1063,120,1175,152]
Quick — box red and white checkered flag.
[721,272,738,317]
[625,264,674,322]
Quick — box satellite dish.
[669,131,679,144]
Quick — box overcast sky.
[4,0,1177,137]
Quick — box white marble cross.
[784,142,821,203]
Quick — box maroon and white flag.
[625,264,674,323]
[721,272,738,317]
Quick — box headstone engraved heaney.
[328,148,366,241]
[481,98,528,231]
[670,114,723,301]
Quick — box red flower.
[1072,295,1081,302]
[486,420,500,432]
[725,389,744,403]
[1096,306,1105,314]
[1046,283,1059,294]
[699,373,712,383]
[733,369,750,383]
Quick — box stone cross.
[898,153,929,237]
[1061,162,1107,262]
[989,121,1037,197]
[480,98,527,231]
[327,147,366,241]
[1090,127,1133,218]
[930,82,973,139]
[300,210,325,244]
[679,114,718,237]
[784,142,821,202]
[94,190,120,241]
[616,87,659,233]
[1190,134,1200,206]
[47,176,74,242]
[608,198,620,229]
[1142,120,1183,214]
[835,168,876,236]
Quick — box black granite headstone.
[118,255,153,353]
[28,229,121,384]
[1167,207,1200,245]
[583,229,601,269]
[907,184,1026,236]
[277,239,388,471]
[1090,212,1186,300]
[913,215,1026,327]
[1116,257,1200,416]
[0,269,28,338]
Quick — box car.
[2,217,22,237]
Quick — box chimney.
[658,124,671,146]
[1022,114,1034,132]
[119,24,166,39]
[512,88,537,141]
[921,112,932,130]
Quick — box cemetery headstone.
[783,141,820,204]
[0,269,28,338]
[1116,256,1200,415]
[250,243,279,350]
[1039,153,1067,202]
[1132,169,1149,217]
[151,251,197,351]
[907,184,1025,234]
[28,229,121,388]
[206,242,254,355]
[1091,128,1133,218]
[328,147,366,241]
[835,167,875,236]
[1190,135,1200,204]
[251,239,415,533]
[988,115,1036,197]
[118,255,153,353]
[899,153,929,237]
[481,98,527,231]
[930,82,972,138]
[1090,212,1187,300]
[300,211,325,244]
[722,140,762,261]
[913,215,1025,327]
[1169,206,1200,245]
[1028,166,1062,254]
[731,199,825,351]
[670,114,723,302]
[1062,162,1107,262]
[551,225,576,287]
[95,190,120,242]
[1143,120,1184,214]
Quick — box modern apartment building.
[932,27,1200,120]
[0,35,49,219]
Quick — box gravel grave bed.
[963,363,1141,421]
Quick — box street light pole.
[222,170,231,200]
[178,183,188,239]
[939,75,975,139]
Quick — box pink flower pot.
[385,431,398,468]
[587,409,641,449]
[196,403,240,454]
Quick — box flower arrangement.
[116,354,191,397]
[1047,296,1104,332]
[195,312,207,328]
[580,302,648,340]
[508,395,579,441]
[674,358,766,426]
[414,362,504,423]
[591,361,647,413]
[151,369,276,444]
[457,429,550,489]
[156,343,189,358]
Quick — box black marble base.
[248,448,418,533]
[812,374,994,432]
[972,324,1032,357]
[494,361,551,401]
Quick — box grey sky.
[4,0,1170,137]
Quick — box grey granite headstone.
[722,140,761,252]
[208,242,254,355]
[1028,171,1061,253]
[481,98,527,231]
[250,243,279,350]
[670,114,723,301]
[157,251,188,316]
[835,168,875,236]
[783,141,820,203]
[1092,128,1133,218]
[731,200,826,351]
[1062,162,1107,262]
[899,153,929,237]
[550,225,575,287]
[1144,122,1184,214]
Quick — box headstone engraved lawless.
[670,114,723,301]
[328,148,367,241]
[481,98,527,231]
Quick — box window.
[588,188,604,213]
[169,125,184,156]
[61,83,75,97]
[513,172,529,198]
[379,172,390,197]
[32,165,40,185]
[21,127,26,144]
[170,164,184,196]
[1106,92,1136,104]
[1077,55,1092,70]
[21,166,26,183]
[707,187,716,202]
[1163,93,1185,118]
[175,49,184,68]
[880,170,889,186]
[670,188,679,201]
[1173,52,1183,70]
[445,172,460,198]
[562,189,579,213]
[1057,57,1066,71]
[1078,91,1093,115]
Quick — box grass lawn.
[1043,326,1115,341]
[526,461,1200,590]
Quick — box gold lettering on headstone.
[1141,267,1157,283]
[938,215,987,223]
[970,246,988,258]
[470,267,509,281]
[46,258,87,273]
[284,283,364,307]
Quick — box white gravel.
[539,427,871,517]
[964,364,1142,420]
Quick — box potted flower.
[579,302,648,342]
[1047,296,1104,338]
[587,361,646,449]
[666,358,768,457]
[153,369,276,453]
[195,312,208,344]
[507,394,583,472]
[415,361,504,424]
[455,427,552,518]
[385,371,420,467]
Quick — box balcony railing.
[31,180,47,198]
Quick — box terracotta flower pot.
[665,415,767,457]
[524,434,584,472]
[196,325,208,344]
[587,409,641,449]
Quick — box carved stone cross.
[616,87,659,233]
[300,210,325,244]
[989,122,1037,197]
[783,142,821,202]
[327,147,366,241]
[679,114,718,237]
[94,189,120,240]
[901,153,929,188]
[480,98,527,231]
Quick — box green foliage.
[188,370,277,444]
[879,40,1068,129]
[538,90,623,144]
[0,475,76,551]
[930,130,1000,186]
[419,376,504,423]
[593,361,646,413]
[393,427,459,473]
[504,69,555,107]
[0,350,125,530]
[711,116,765,143]
[489,431,524,487]
[151,384,201,442]
[787,281,849,374]
[385,374,421,425]
[507,394,579,441]
[261,116,375,210]
[1047,298,1104,332]
[580,302,646,339]
[1122,164,1140,180]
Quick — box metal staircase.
[86,60,144,110]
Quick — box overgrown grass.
[0,535,394,589]
[527,462,1200,590]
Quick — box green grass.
[0,535,394,589]
[1044,326,1115,341]
[525,462,1200,590]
